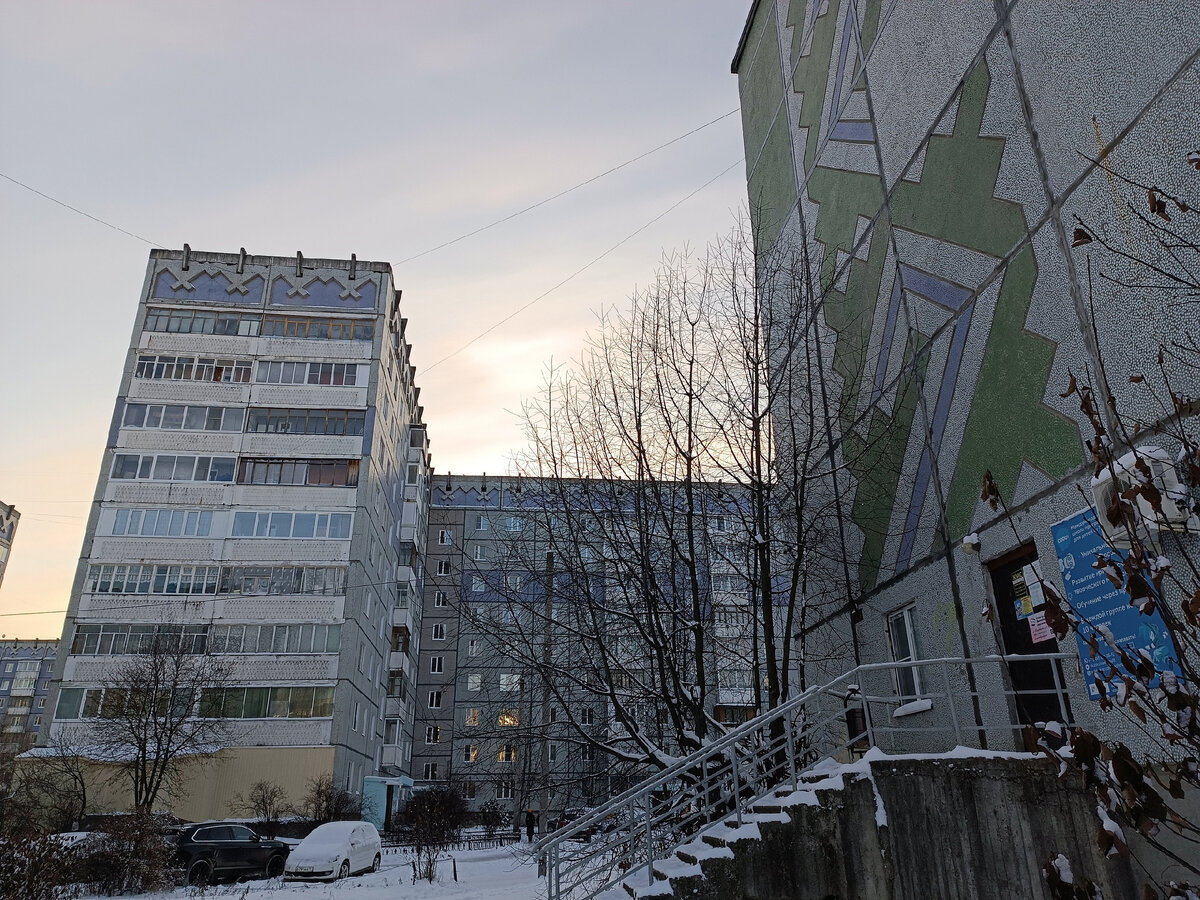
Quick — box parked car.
[171,822,290,885]
[553,807,596,840]
[284,821,381,881]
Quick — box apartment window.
[108,508,213,538]
[463,744,478,763]
[580,745,595,762]
[424,725,440,744]
[580,708,594,726]
[500,673,520,693]
[467,639,479,657]
[236,458,359,487]
[712,573,745,595]
[496,782,513,800]
[143,308,261,337]
[474,545,486,561]
[135,355,251,383]
[216,565,346,596]
[433,590,448,608]
[465,707,480,727]
[548,743,559,762]
[261,314,374,341]
[580,546,594,561]
[427,691,442,710]
[475,514,489,531]
[438,529,453,545]
[255,360,362,386]
[467,674,481,692]
[84,564,220,596]
[206,623,339,654]
[194,685,335,719]
[232,511,352,539]
[422,762,439,780]
[711,516,729,533]
[72,623,210,655]
[471,576,486,593]
[505,516,523,532]
[110,454,235,483]
[549,706,559,723]
[498,743,516,763]
[431,623,446,641]
[429,656,444,675]
[498,709,519,727]
[244,407,365,436]
[436,560,452,576]
[887,605,922,701]
[122,403,244,433]
[464,782,477,800]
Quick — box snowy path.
[78,845,544,900]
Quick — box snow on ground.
[77,844,544,900]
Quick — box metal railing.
[534,652,1074,900]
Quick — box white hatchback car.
[283,821,382,881]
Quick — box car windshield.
[304,822,356,846]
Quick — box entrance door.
[988,545,1072,725]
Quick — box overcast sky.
[0,2,751,637]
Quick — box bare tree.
[299,773,373,824]
[10,734,91,833]
[88,635,231,814]
[233,779,291,838]
[400,786,466,881]
[456,220,867,790]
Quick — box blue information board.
[1050,508,1182,700]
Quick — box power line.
[0,172,161,246]
[393,109,739,266]
[423,157,745,373]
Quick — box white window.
[500,673,520,692]
[424,725,440,744]
[436,560,452,576]
[475,514,489,531]
[496,781,513,800]
[580,707,594,726]
[423,762,439,780]
[434,590,448,607]
[439,529,453,545]
[467,674,482,692]
[505,516,523,532]
[465,707,480,727]
[506,574,522,591]
[427,691,442,709]
[474,545,486,561]
[431,623,446,641]
[472,576,486,592]
[498,743,516,762]
[467,639,479,657]
[463,744,478,763]
[887,605,922,701]
[429,656,444,674]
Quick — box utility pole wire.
[0,172,161,246]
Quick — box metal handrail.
[535,652,1074,899]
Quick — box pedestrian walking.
[525,809,536,842]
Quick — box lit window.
[463,744,478,763]
[498,709,519,727]
[465,707,480,727]
[498,743,516,762]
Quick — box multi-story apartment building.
[0,501,19,592]
[43,248,430,821]
[411,475,760,826]
[0,640,56,755]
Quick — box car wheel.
[338,860,350,880]
[371,853,381,873]
[266,854,286,878]
[187,859,212,886]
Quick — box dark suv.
[171,823,290,884]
